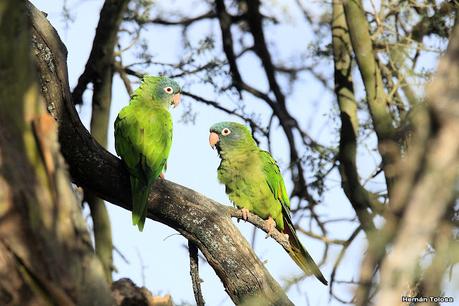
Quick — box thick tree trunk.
[81,0,130,284]
[353,7,459,306]
[0,1,113,305]
[374,10,459,306]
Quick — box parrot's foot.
[239,208,250,221]
[264,217,276,238]
[159,172,165,179]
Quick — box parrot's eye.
[164,86,173,94]
[221,128,231,136]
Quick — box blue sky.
[29,1,458,305]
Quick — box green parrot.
[209,121,328,285]
[114,75,181,231]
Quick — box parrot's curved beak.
[172,93,181,108]
[209,132,219,150]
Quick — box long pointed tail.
[130,176,150,231]
[283,220,328,285]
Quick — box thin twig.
[329,226,362,298]
[113,245,130,265]
[182,91,268,136]
[230,208,292,252]
[188,240,205,306]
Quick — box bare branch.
[343,0,400,193]
[329,226,362,299]
[332,1,377,234]
[182,91,267,135]
[114,61,133,95]
[188,241,205,306]
[71,0,129,105]
[215,0,243,90]
[128,11,216,26]
[230,209,291,251]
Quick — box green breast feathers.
[114,75,181,231]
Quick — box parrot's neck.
[219,146,257,161]
[219,147,260,181]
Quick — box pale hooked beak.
[209,132,219,150]
[172,93,181,108]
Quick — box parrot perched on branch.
[114,76,181,231]
[209,121,328,285]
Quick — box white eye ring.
[221,128,231,136]
[164,86,173,94]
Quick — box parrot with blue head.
[114,75,181,231]
[209,121,327,285]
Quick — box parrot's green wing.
[115,105,172,178]
[260,150,290,211]
[115,107,143,179]
[260,150,328,285]
[114,103,172,231]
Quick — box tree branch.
[182,91,267,135]
[80,0,130,283]
[332,1,377,234]
[28,3,294,305]
[71,0,129,105]
[244,0,286,108]
[128,11,216,26]
[329,226,362,298]
[215,0,243,89]
[188,241,205,306]
[343,0,400,193]
[242,0,312,201]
